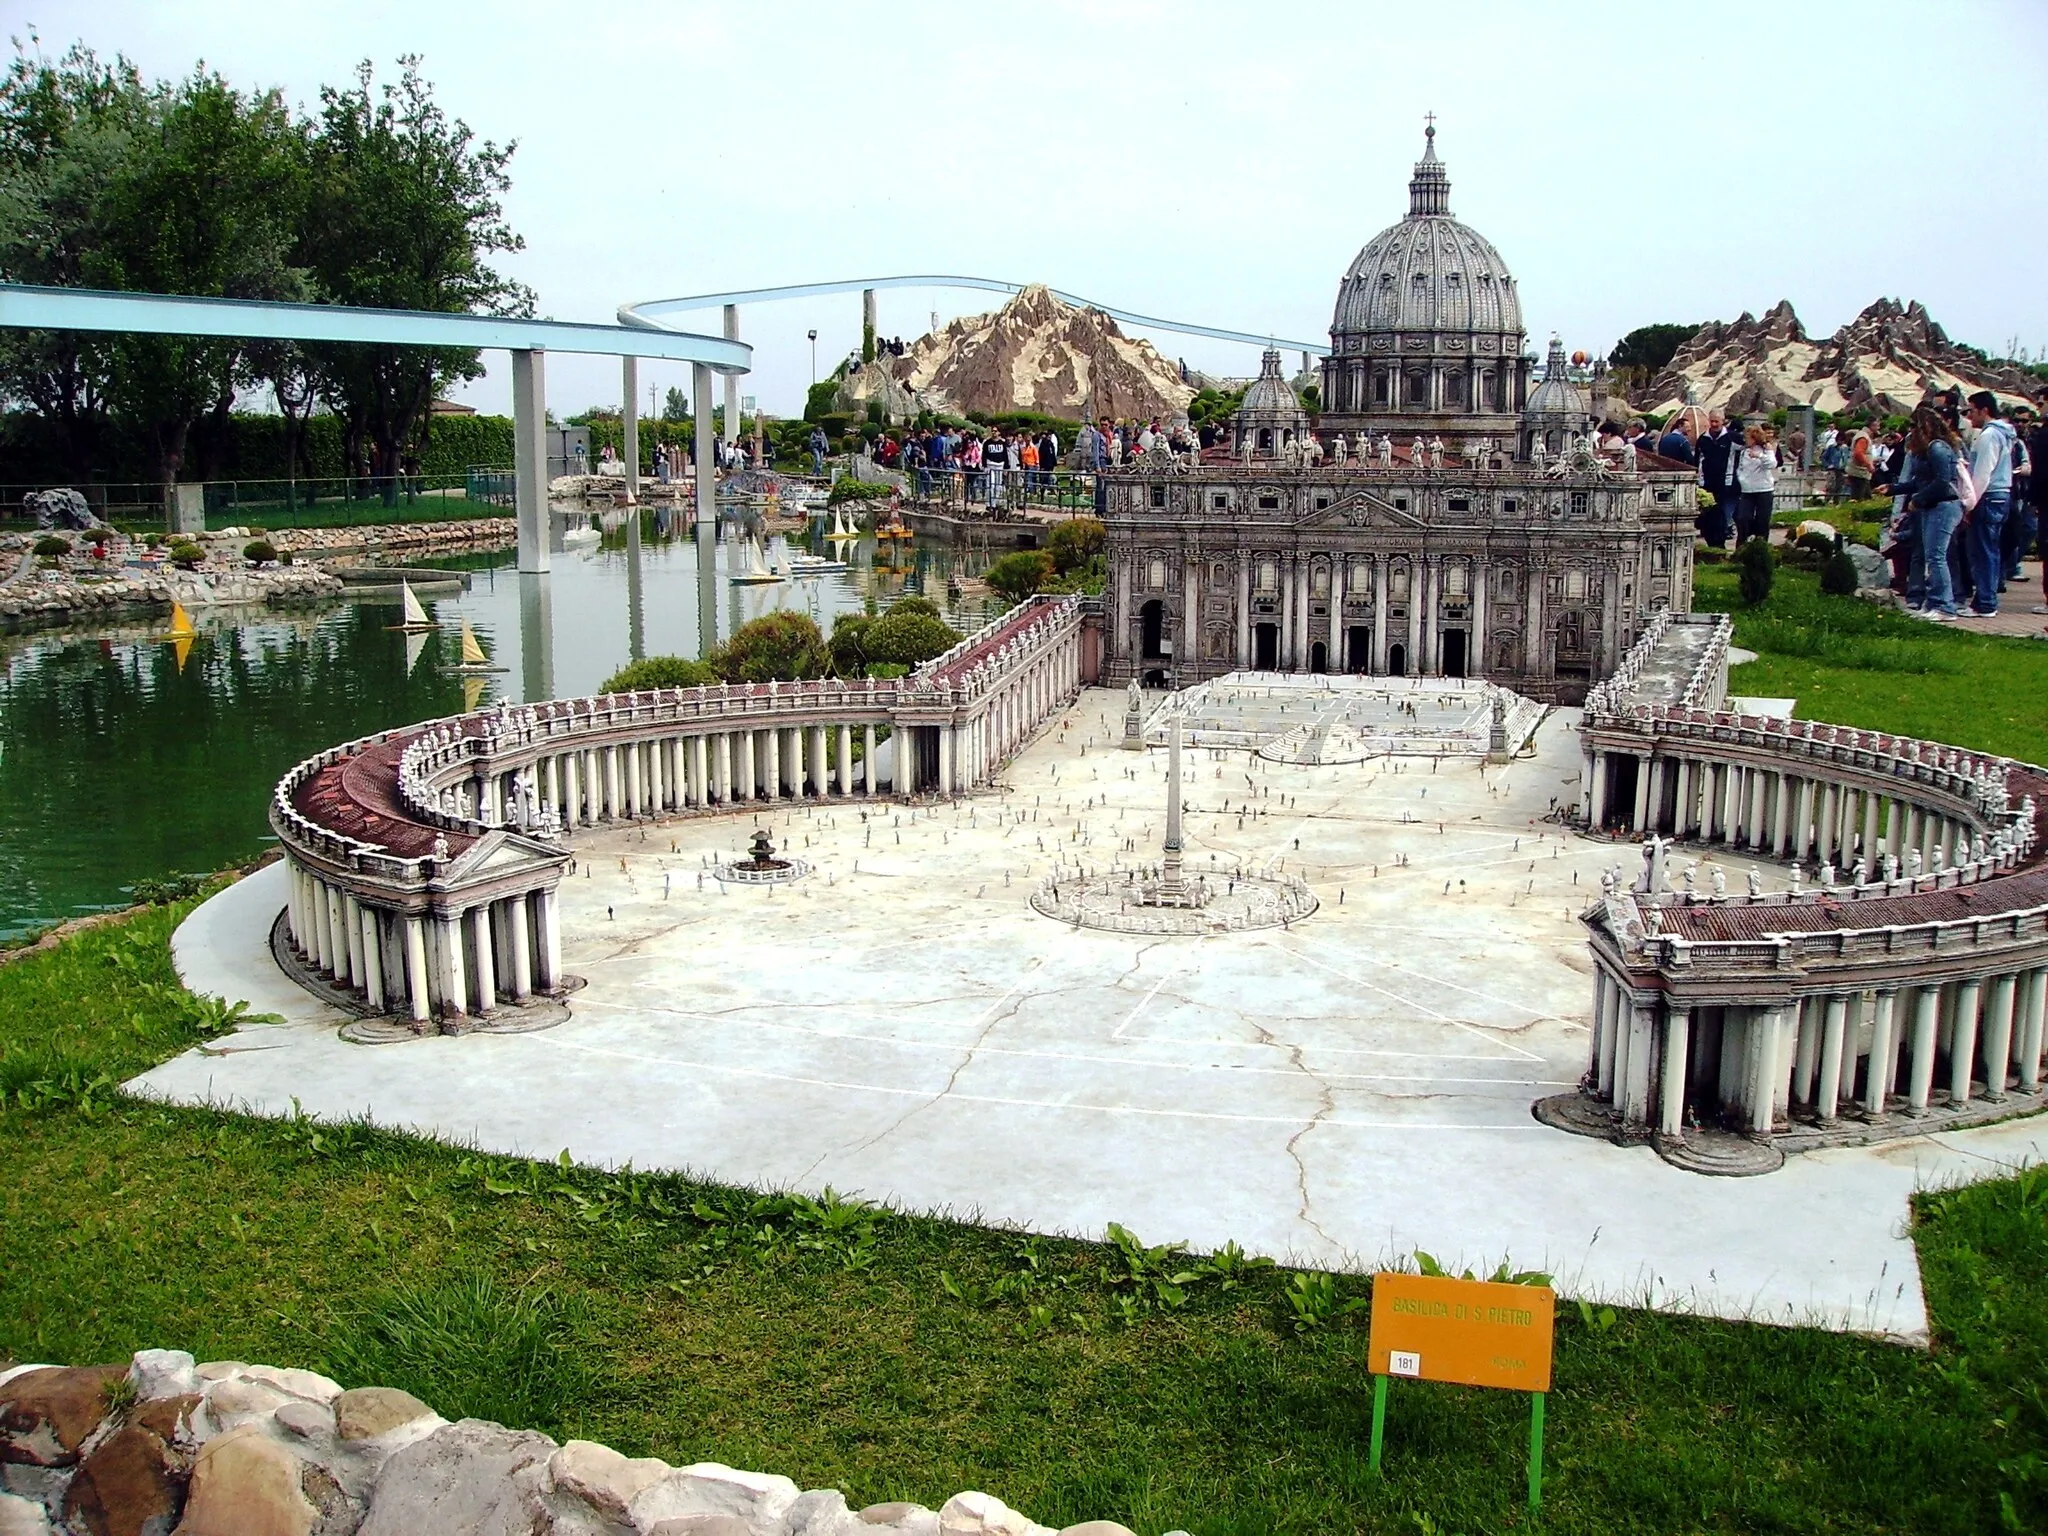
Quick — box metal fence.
[0,470,515,532]
[900,467,1099,515]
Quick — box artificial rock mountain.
[1640,298,2036,419]
[836,284,1196,423]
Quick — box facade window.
[1445,563,1468,597]
[1391,562,1410,600]
[1393,497,1408,511]
[1211,492,1228,510]
[1314,495,1330,510]
[1496,567,1518,598]
[1352,559,1373,588]
[1405,371,1428,406]
[1565,568,1586,600]
[1502,497,1518,514]
[1150,484,1167,508]
[1257,562,1277,592]
[1447,496,1470,511]
[1258,494,1280,510]
[1311,565,1330,598]
[1570,490,1589,517]
[1148,559,1166,590]
[1258,428,1273,452]
[1653,544,1671,572]
[1655,488,1673,502]
[1211,561,1229,589]
[1374,371,1390,403]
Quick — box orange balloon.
[1570,349,1589,366]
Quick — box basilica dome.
[1317,124,1533,443]
[1329,127,1522,338]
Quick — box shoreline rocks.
[0,1353,1140,1536]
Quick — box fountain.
[714,826,810,885]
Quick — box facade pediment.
[1296,490,1423,532]
[441,828,565,884]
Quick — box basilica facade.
[1101,128,1697,703]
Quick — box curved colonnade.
[270,596,1088,1030]
[1566,615,2048,1169]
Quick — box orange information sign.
[1367,1272,1556,1393]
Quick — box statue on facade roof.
[1746,866,1763,897]
[1410,435,1426,469]
[1239,433,1254,465]
[1620,438,1638,472]
[1375,434,1393,468]
[1530,441,1546,472]
[1428,436,1445,468]
[1332,433,1349,465]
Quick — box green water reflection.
[0,518,1005,938]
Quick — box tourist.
[2002,409,2033,588]
[1656,414,1696,466]
[2028,393,2048,614]
[1963,391,2016,614]
[1845,424,1873,504]
[984,432,1008,509]
[1018,434,1039,499]
[1037,429,1060,491]
[1734,426,1778,549]
[1891,403,1965,620]
[1820,431,1846,502]
[809,425,828,476]
[1695,409,1740,547]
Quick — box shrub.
[1046,515,1105,574]
[1737,537,1775,606]
[32,535,70,558]
[827,478,894,507]
[828,613,873,675]
[600,655,719,693]
[167,540,205,569]
[243,539,278,567]
[985,549,1054,602]
[862,610,960,668]
[1820,537,1861,597]
[888,595,941,620]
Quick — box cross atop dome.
[1409,115,1451,216]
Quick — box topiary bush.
[862,611,959,668]
[243,539,278,567]
[985,550,1054,603]
[1737,537,1775,606]
[826,478,895,507]
[1820,536,1860,597]
[167,540,205,569]
[600,655,720,693]
[33,535,70,559]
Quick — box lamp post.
[808,329,817,384]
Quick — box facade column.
[864,724,878,795]
[738,730,757,800]
[688,734,707,807]
[1631,755,1652,833]
[1372,559,1389,673]
[1751,1007,1787,1135]
[358,905,385,1012]
[1866,988,1899,1115]
[403,916,431,1025]
[1885,797,1904,858]
[511,347,550,575]
[2019,968,2048,1091]
[506,897,533,1001]
[1278,556,1296,669]
[1982,972,2017,1100]
[1721,764,1743,846]
[1673,758,1693,837]
[439,914,467,1023]
[535,889,561,991]
[837,724,853,795]
[1588,752,1609,827]
[1331,558,1348,671]
[1236,556,1252,668]
[1816,993,1849,1121]
[1748,768,1770,851]
[764,728,781,800]
[1907,985,1940,1113]
[1659,1005,1689,1137]
[1772,771,1792,855]
[470,904,497,1014]
[1950,977,1982,1104]
[1620,997,1657,1125]
[625,743,642,817]
[328,886,352,985]
[1591,971,1614,1096]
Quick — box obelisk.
[1160,714,1187,903]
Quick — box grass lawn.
[1695,560,2048,765]
[4,897,2048,1534]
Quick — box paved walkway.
[142,692,2048,1342]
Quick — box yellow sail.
[170,634,194,672]
[463,674,488,711]
[459,618,488,666]
[164,600,196,639]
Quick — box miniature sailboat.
[159,600,197,671]
[387,580,434,632]
[826,507,858,541]
[462,674,489,711]
[403,628,427,676]
[729,535,785,585]
[442,616,507,673]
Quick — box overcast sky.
[15,0,2048,419]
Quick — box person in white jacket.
[1735,425,1779,544]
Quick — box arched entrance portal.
[1309,641,1328,673]
[1388,642,1407,677]
[1139,600,1165,660]
[1254,624,1279,670]
[1442,630,1467,679]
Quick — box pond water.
[0,514,1009,939]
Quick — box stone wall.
[0,1353,1149,1536]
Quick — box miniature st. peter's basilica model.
[1101,125,1697,702]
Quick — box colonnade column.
[506,897,533,1001]
[1751,1006,1787,1135]
[1950,978,1982,1105]
[1816,993,1849,1121]
[1907,985,1940,1113]
[404,917,431,1026]
[1659,1005,1689,1137]
[439,914,467,1024]
[1866,989,1899,1115]
[358,905,385,1012]
[865,725,878,794]
[2020,969,2048,1091]
[1982,973,2017,1100]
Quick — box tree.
[89,68,307,486]
[1046,515,1105,574]
[1610,323,1695,378]
[986,550,1053,602]
[661,386,689,423]
[709,612,829,682]
[301,57,531,491]
[828,613,872,675]
[0,42,139,485]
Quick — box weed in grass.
[320,1273,591,1438]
